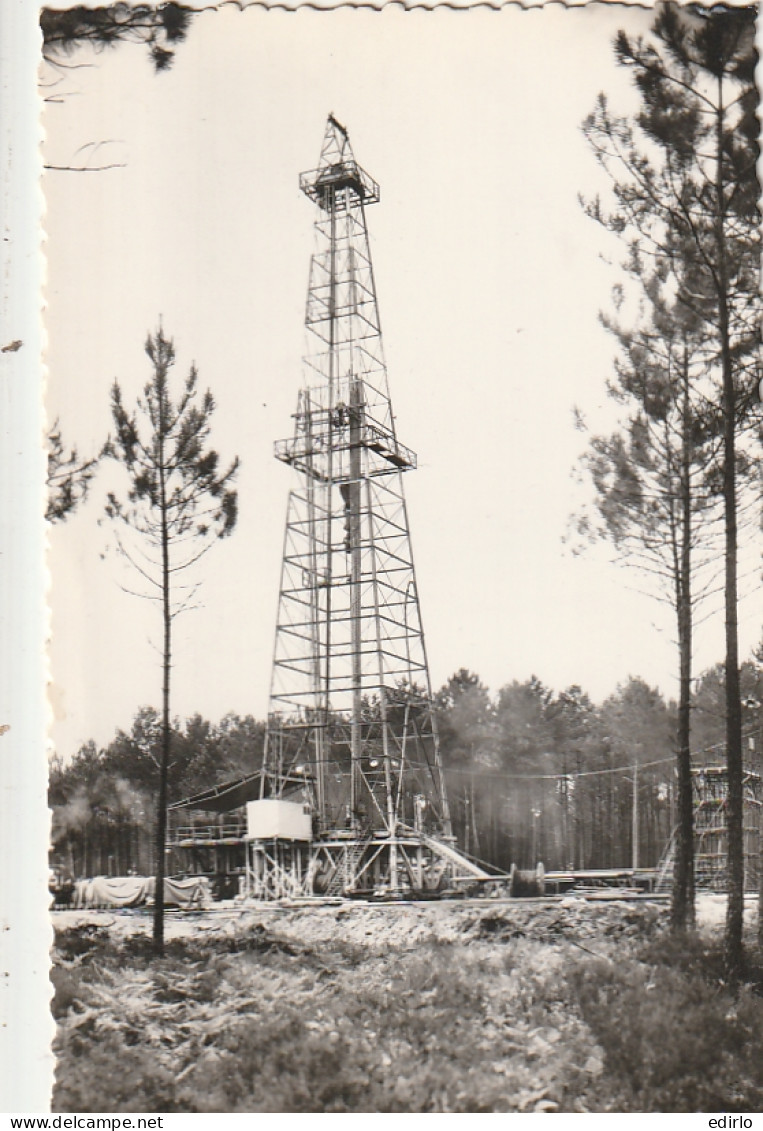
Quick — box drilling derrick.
[247,116,487,899]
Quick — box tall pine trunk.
[715,76,744,977]
[672,346,695,930]
[721,323,743,974]
[153,417,171,956]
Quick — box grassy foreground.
[52,901,763,1113]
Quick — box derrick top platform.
[300,114,380,211]
[300,162,380,210]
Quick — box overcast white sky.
[43,2,761,760]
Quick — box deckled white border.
[1,0,51,1116]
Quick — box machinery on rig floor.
[245,116,488,899]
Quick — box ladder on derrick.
[655,827,676,893]
[325,835,372,896]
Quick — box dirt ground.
[50,889,758,946]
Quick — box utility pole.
[531,808,541,867]
[560,755,570,870]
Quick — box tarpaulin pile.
[72,876,209,909]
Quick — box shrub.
[568,954,763,1111]
[54,1033,182,1114]
[50,967,85,1021]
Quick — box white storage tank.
[246,799,312,841]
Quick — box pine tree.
[105,325,239,954]
[46,421,101,522]
[580,4,759,971]
[41,3,193,73]
[574,279,720,929]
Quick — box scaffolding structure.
[656,758,762,892]
[247,116,487,898]
[693,763,761,890]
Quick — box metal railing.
[168,823,247,844]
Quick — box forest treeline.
[50,662,762,880]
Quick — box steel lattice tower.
[248,117,485,898]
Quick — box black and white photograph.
[3,0,762,1116]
